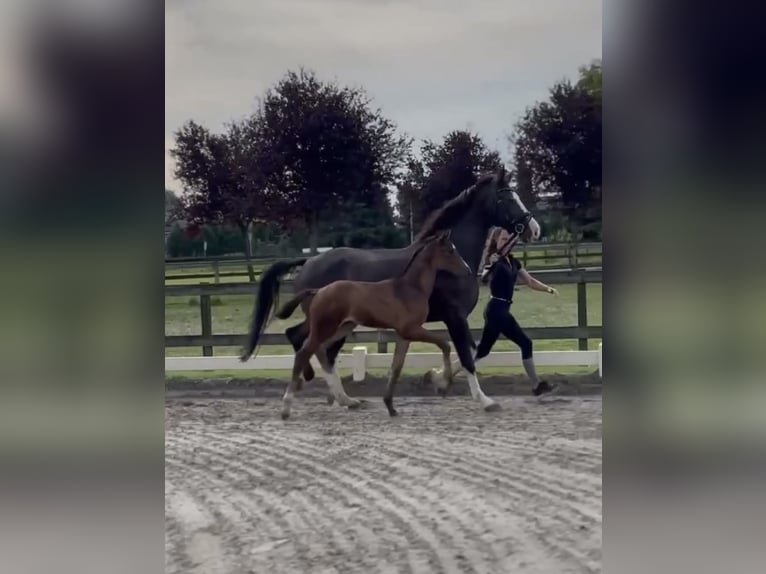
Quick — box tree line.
[167,62,601,259]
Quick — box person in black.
[475,227,559,396]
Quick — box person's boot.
[533,380,558,396]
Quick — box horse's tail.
[275,289,317,320]
[240,258,307,362]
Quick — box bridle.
[495,187,534,250]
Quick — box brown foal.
[273,231,472,418]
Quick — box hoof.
[346,400,364,410]
[388,409,399,417]
[437,387,448,398]
[426,369,450,395]
[281,411,291,420]
[484,402,502,413]
[326,394,335,406]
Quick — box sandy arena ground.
[166,394,602,574]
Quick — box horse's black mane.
[414,172,495,242]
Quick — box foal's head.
[422,231,472,277]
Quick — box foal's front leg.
[383,338,410,416]
[384,325,454,416]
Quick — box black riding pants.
[475,298,533,360]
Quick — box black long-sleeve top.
[481,256,522,302]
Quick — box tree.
[509,61,602,238]
[171,119,267,280]
[577,60,602,101]
[165,189,182,226]
[393,158,425,243]
[250,68,410,253]
[413,130,503,228]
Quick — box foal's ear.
[494,165,507,184]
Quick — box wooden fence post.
[200,293,213,357]
[376,331,387,353]
[213,261,220,284]
[577,280,588,351]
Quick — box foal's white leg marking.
[325,367,345,402]
[465,371,498,410]
[281,387,294,417]
[322,367,359,408]
[314,356,345,405]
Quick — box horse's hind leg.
[286,321,315,388]
[383,339,410,416]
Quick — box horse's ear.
[494,166,507,184]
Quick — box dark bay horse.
[274,231,472,419]
[240,166,541,411]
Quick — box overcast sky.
[166,0,602,192]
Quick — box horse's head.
[427,231,472,277]
[478,167,541,243]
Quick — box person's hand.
[547,287,559,296]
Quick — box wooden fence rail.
[165,267,602,356]
[165,242,603,282]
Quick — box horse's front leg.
[424,316,466,396]
[427,316,499,411]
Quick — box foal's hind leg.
[315,347,362,409]
[315,322,361,409]
[383,339,410,416]
[321,337,346,406]
[286,322,315,388]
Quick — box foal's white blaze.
[511,191,541,240]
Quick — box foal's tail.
[275,289,317,320]
[240,258,307,362]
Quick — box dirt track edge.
[165,370,602,399]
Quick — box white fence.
[166,343,603,380]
